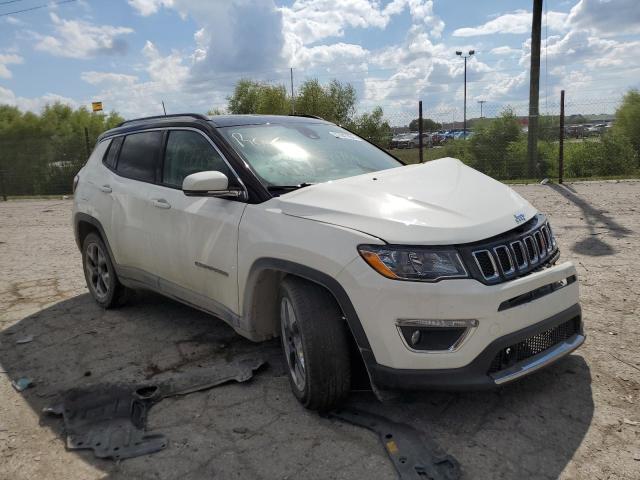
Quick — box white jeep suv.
[73,113,584,410]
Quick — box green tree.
[295,79,356,124]
[408,118,441,132]
[227,79,291,115]
[347,106,392,148]
[0,102,123,196]
[613,89,640,162]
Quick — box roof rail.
[118,113,209,127]
[288,113,325,120]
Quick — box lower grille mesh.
[488,317,580,374]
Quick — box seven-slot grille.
[471,220,557,282]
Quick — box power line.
[0,0,76,17]
[0,1,26,6]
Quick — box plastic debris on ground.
[43,356,266,460]
[12,377,33,392]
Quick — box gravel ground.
[0,181,639,480]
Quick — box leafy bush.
[613,89,640,161]
[464,110,522,178]
[565,132,636,178]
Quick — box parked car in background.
[74,113,583,411]
[586,124,606,136]
[453,131,474,140]
[390,133,413,149]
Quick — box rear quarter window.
[116,131,163,182]
[103,136,123,169]
[87,139,111,166]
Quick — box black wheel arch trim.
[74,213,118,263]
[244,258,376,361]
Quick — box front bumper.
[367,303,584,390]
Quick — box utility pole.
[290,67,295,115]
[559,90,565,184]
[477,100,486,118]
[527,0,543,178]
[418,100,424,164]
[162,101,167,115]
[456,50,475,136]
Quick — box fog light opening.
[397,319,478,352]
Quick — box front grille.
[465,215,558,284]
[474,250,498,279]
[488,317,580,374]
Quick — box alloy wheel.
[280,296,306,391]
[85,242,110,301]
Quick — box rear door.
[109,130,163,276]
[144,128,247,314]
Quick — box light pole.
[478,100,486,118]
[456,49,475,136]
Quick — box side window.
[103,136,123,169]
[116,131,162,182]
[162,130,231,188]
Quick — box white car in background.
[73,113,584,410]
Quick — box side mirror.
[182,171,243,198]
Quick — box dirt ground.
[1,181,639,480]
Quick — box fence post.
[418,100,424,164]
[84,127,91,158]
[559,90,565,184]
[0,170,6,201]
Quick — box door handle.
[99,185,112,193]
[152,199,171,209]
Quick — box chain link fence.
[364,93,638,182]
[0,92,637,199]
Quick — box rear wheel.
[82,232,130,308]
[279,277,351,411]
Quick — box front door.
[145,129,247,315]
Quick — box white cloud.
[128,0,174,16]
[3,16,23,26]
[490,46,521,56]
[293,43,369,70]
[0,85,78,112]
[480,71,528,102]
[75,42,194,118]
[567,0,640,36]
[142,41,189,89]
[0,53,23,79]
[453,9,568,37]
[81,71,139,85]
[34,13,133,59]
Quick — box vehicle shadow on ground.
[547,183,632,257]
[1,292,594,480]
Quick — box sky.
[1,0,639,124]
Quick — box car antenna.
[162,101,167,116]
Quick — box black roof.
[99,113,330,141]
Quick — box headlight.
[358,245,468,282]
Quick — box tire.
[278,277,351,411]
[82,232,130,309]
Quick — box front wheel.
[279,277,351,411]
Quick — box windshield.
[219,122,402,187]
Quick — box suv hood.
[273,157,537,245]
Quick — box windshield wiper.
[266,182,315,192]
